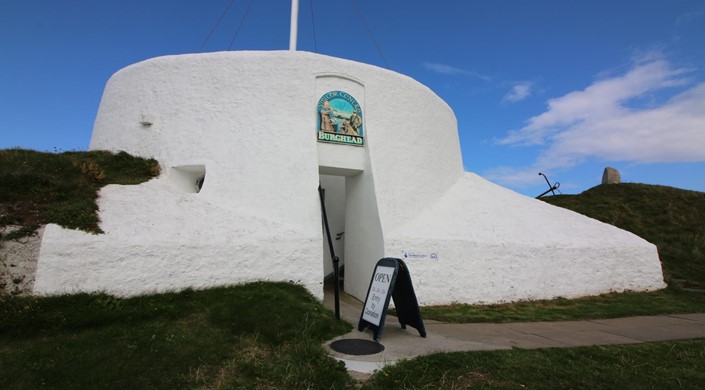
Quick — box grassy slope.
[2,150,705,388]
[0,148,350,388]
[542,183,705,286]
[370,184,705,389]
[0,282,352,389]
[420,183,705,323]
[0,148,160,239]
[9,283,701,389]
[362,339,705,389]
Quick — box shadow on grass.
[0,282,352,389]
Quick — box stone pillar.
[602,167,621,184]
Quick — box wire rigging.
[198,0,388,64]
[199,0,236,52]
[350,0,390,69]
[228,0,255,50]
[309,0,318,53]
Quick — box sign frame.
[358,258,426,341]
[316,90,364,147]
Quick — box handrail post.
[319,184,340,320]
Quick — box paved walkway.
[322,290,705,375]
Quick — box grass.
[543,183,705,286]
[362,339,705,389]
[2,164,705,388]
[0,148,159,239]
[417,183,705,323]
[421,287,705,323]
[0,282,352,389]
[4,284,703,389]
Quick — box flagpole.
[289,0,299,51]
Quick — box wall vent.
[170,165,206,193]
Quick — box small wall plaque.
[316,91,364,146]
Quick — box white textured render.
[33,51,665,303]
[385,173,665,304]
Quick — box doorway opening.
[320,174,346,292]
[319,167,384,305]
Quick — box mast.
[289,0,299,51]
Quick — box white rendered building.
[33,51,665,304]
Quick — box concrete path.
[322,290,705,375]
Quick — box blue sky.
[2,0,704,197]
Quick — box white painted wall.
[320,174,346,277]
[384,173,665,305]
[36,51,333,298]
[343,167,385,301]
[35,178,322,297]
[33,51,665,304]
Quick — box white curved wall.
[385,173,665,305]
[34,51,665,303]
[35,51,461,298]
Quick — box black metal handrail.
[318,184,340,320]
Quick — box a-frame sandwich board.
[358,257,426,341]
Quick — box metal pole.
[318,185,340,320]
[539,172,556,196]
[536,186,557,199]
[289,0,299,51]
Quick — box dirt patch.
[0,225,43,296]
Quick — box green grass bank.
[418,183,705,323]
[0,148,159,239]
[2,149,705,388]
[0,282,352,389]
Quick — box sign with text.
[358,258,426,341]
[316,90,364,147]
[402,251,439,260]
[362,266,395,326]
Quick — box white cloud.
[484,166,542,188]
[676,10,705,26]
[502,82,533,103]
[548,82,705,162]
[423,62,465,75]
[497,59,692,146]
[423,62,491,81]
[487,56,705,188]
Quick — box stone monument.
[602,167,621,184]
